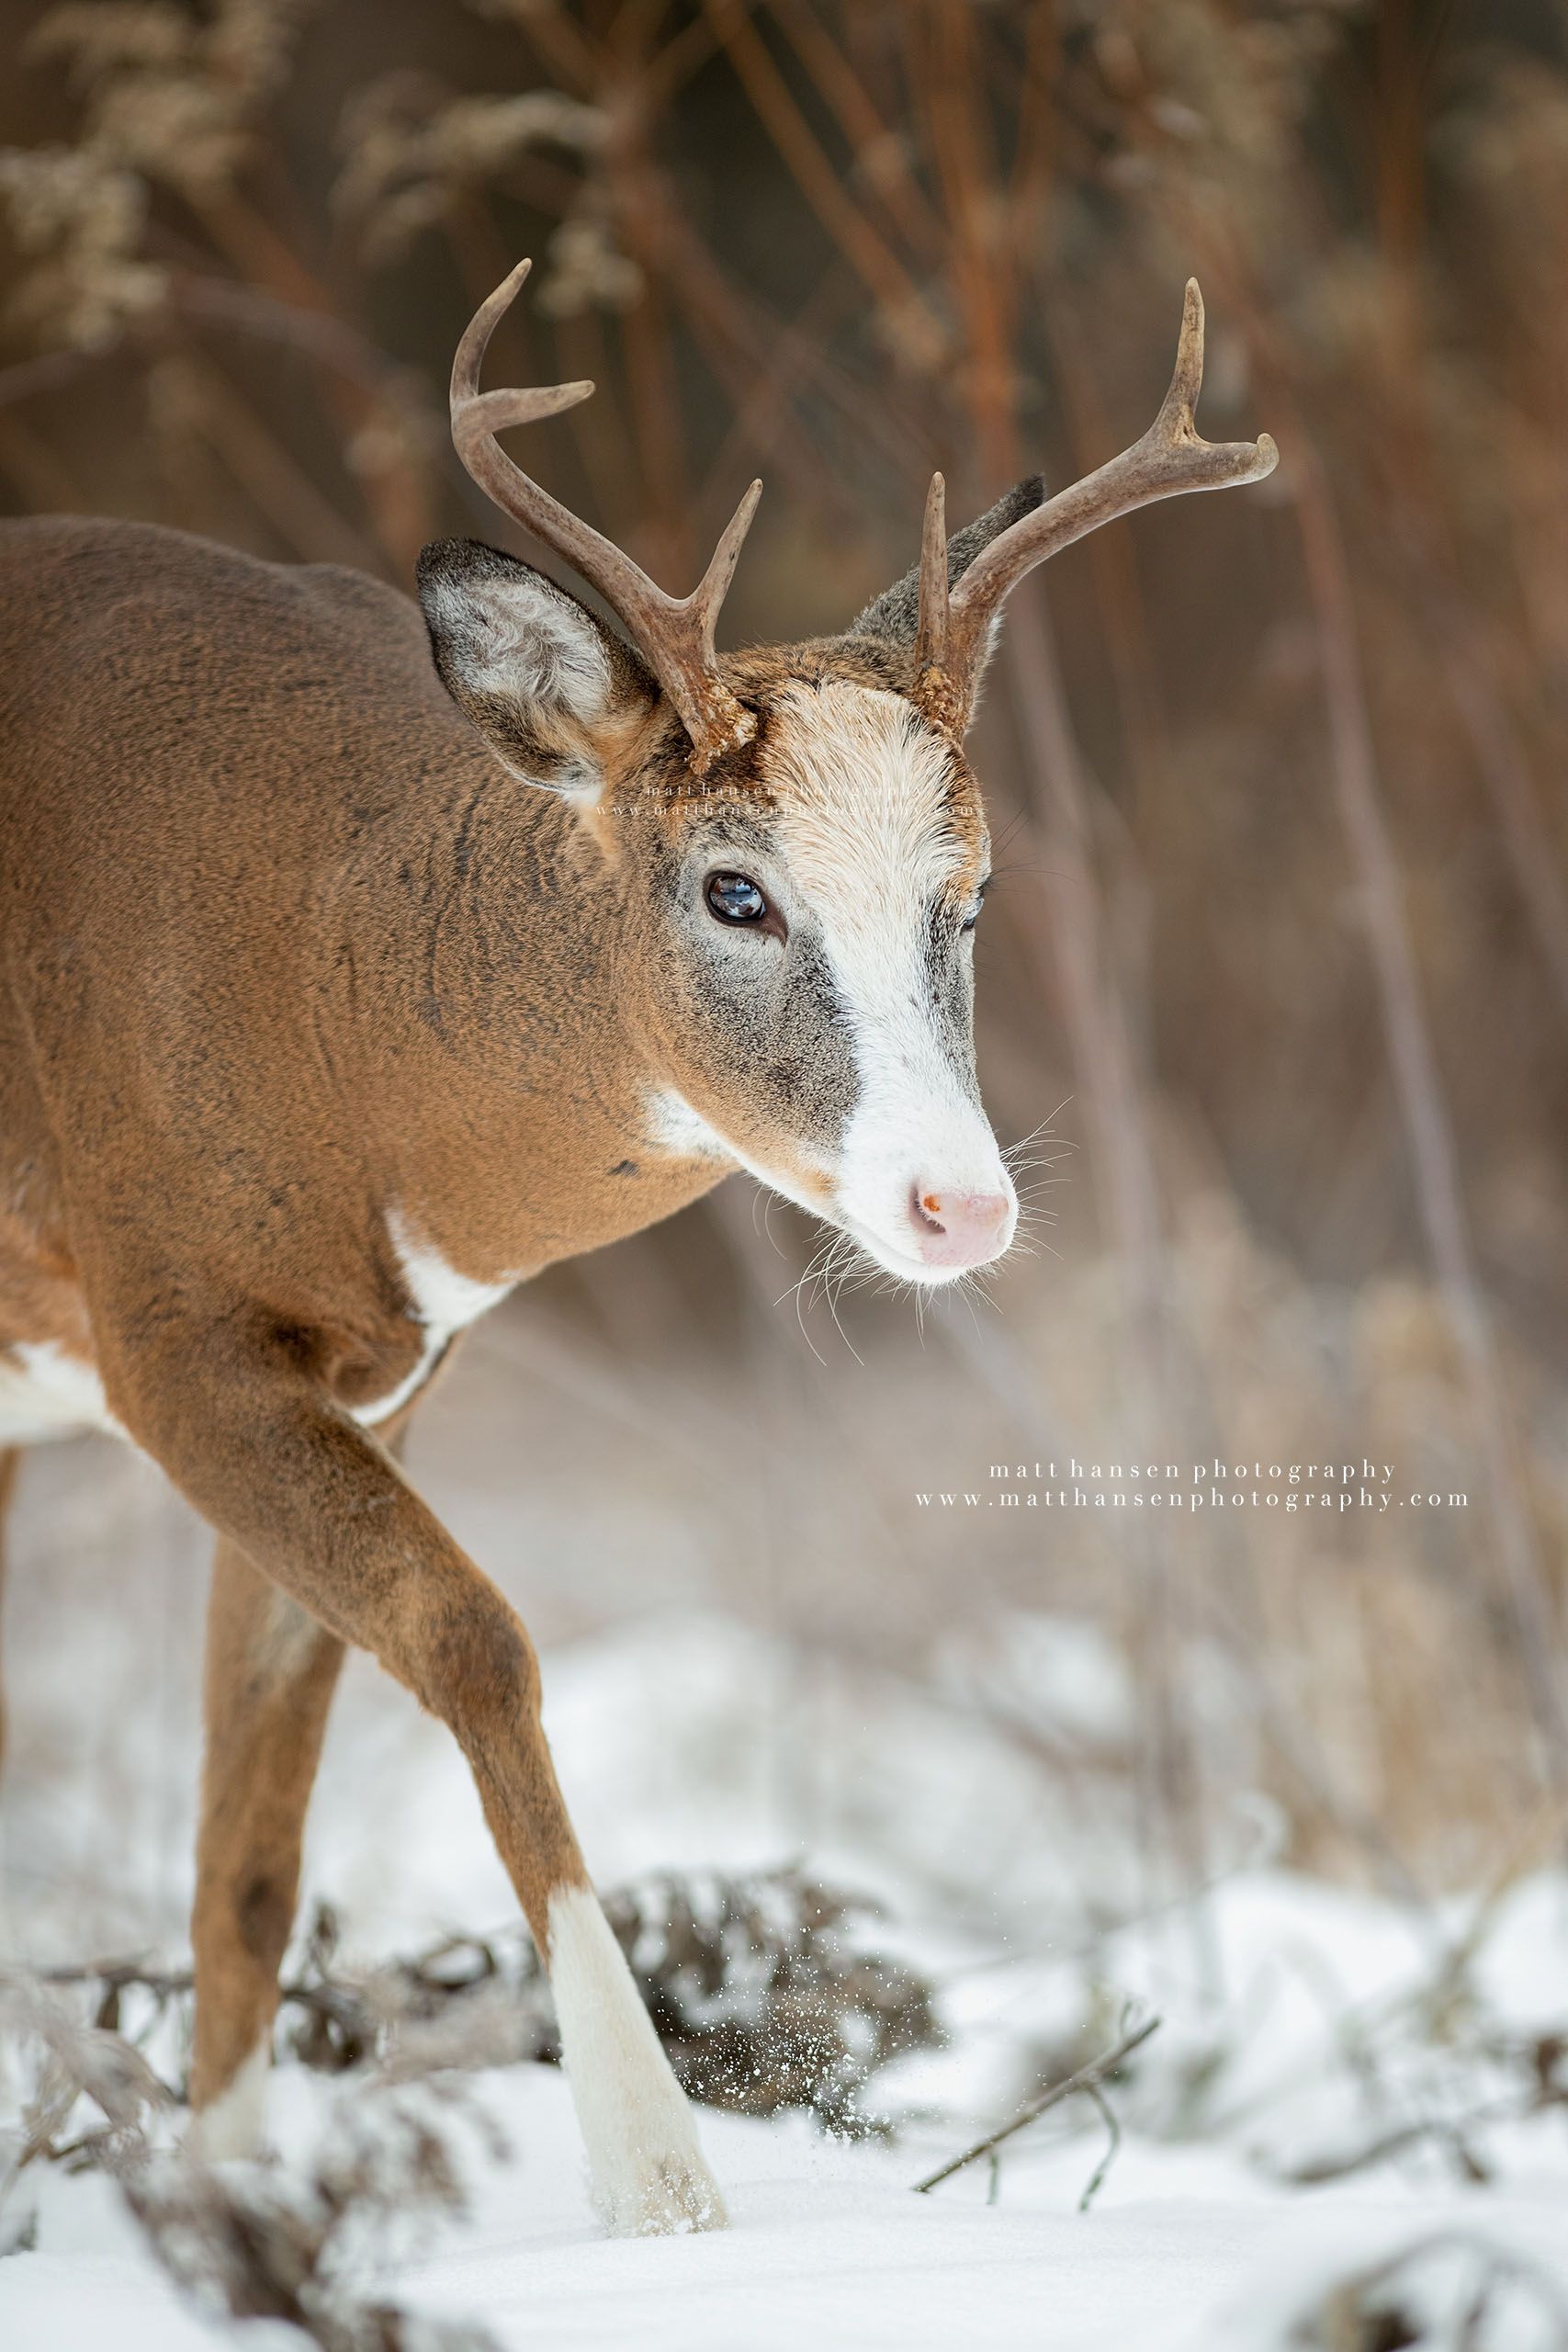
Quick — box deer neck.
[329,755,732,1286]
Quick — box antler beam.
[916,279,1278,733]
[450,260,761,769]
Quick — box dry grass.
[0,0,1565,1899]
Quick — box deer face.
[624,668,1016,1285]
[418,551,1016,1286]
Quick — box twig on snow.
[912,2012,1159,2196]
[1076,2079,1122,2212]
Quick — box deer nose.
[908,1183,1013,1269]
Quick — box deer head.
[417,264,1277,1288]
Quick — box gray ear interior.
[416,537,657,794]
[847,475,1045,644]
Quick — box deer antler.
[915,280,1278,734]
[449,260,762,769]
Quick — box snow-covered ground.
[2,1430,1566,2348]
[9,2059,1568,2352]
[6,1918,1568,2352]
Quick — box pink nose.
[908,1184,1012,1269]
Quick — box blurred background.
[2,0,1567,1995]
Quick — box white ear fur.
[417,538,655,800]
[423,565,613,720]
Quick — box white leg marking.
[189,2035,270,2162]
[547,1884,727,2236]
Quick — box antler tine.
[448,261,760,767]
[687,477,764,667]
[1157,275,1208,437]
[929,278,1278,729]
[452,258,544,406]
[912,471,950,680]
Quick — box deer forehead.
[755,679,982,939]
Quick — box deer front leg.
[97,1300,724,2235]
[189,1536,344,2157]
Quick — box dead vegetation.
[122,2084,506,2352]
[1288,2233,1568,2352]
[0,0,1563,2056]
[1,1862,942,2331]
[27,1866,942,2133]
[1,1961,505,2345]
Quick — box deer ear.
[417,538,657,801]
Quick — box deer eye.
[705,871,770,925]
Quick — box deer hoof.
[598,2151,728,2237]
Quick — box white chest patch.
[643,1088,734,1164]
[0,1340,122,1446]
[354,1209,517,1427]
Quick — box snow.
[3,1474,1567,2350]
[6,2060,1568,2352]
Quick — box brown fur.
[0,514,990,2147]
[190,1534,348,2109]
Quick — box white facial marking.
[190,2035,270,2162]
[763,681,1016,1283]
[355,1209,516,1427]
[547,1883,726,2236]
[0,1340,122,1444]
[646,1084,846,1235]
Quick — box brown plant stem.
[1003,593,1209,1917]
[703,0,946,369]
[913,2012,1160,2194]
[1286,426,1567,1783]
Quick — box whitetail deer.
[0,267,1274,2232]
